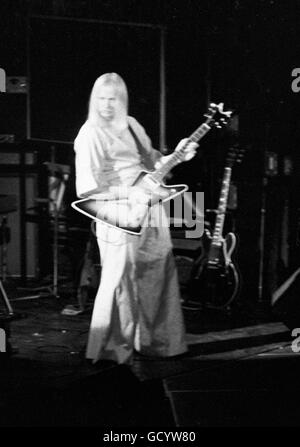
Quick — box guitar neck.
[151,122,211,182]
[211,167,232,246]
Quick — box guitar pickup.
[207,260,219,268]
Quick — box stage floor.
[0,293,298,427]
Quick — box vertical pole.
[206,50,212,109]
[159,28,166,152]
[53,201,58,298]
[258,176,267,302]
[26,14,31,140]
[19,14,31,284]
[19,143,27,282]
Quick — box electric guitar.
[189,146,244,309]
[71,103,232,235]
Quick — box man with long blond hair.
[74,73,197,364]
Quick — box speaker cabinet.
[0,173,38,278]
[0,94,27,142]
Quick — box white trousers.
[86,205,187,364]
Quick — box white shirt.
[74,116,162,197]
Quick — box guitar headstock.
[225,145,245,168]
[204,102,232,129]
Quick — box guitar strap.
[128,125,155,171]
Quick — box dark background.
[1,0,300,307]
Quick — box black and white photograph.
[1,0,300,434]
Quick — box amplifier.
[0,134,14,144]
[0,148,36,165]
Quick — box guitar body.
[189,230,241,309]
[132,170,188,202]
[187,145,244,309]
[71,170,188,235]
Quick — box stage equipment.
[6,76,28,94]
[38,162,71,298]
[0,143,38,279]
[272,267,300,330]
[189,146,244,309]
[280,155,293,273]
[0,195,17,316]
[61,228,100,316]
[23,161,71,299]
[258,150,278,302]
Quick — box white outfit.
[74,116,187,364]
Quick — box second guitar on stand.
[189,146,244,310]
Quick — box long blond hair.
[88,73,128,127]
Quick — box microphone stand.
[51,172,69,298]
[258,151,278,304]
[18,166,70,300]
[258,176,267,302]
